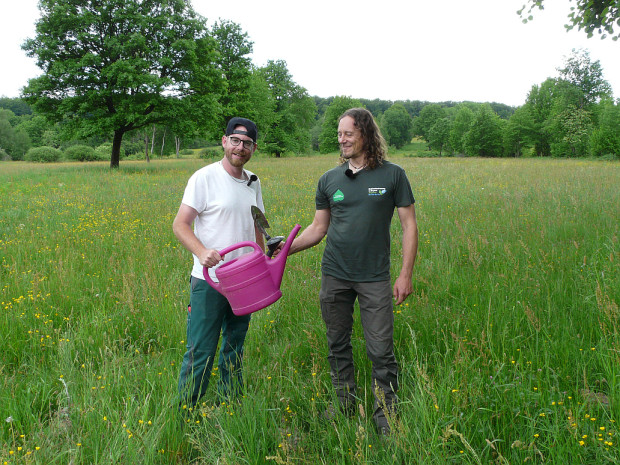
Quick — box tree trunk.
[175,136,181,158]
[150,125,156,157]
[110,130,124,168]
[160,128,166,157]
[145,133,150,163]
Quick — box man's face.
[222,125,256,168]
[337,116,364,160]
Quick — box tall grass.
[1,156,618,464]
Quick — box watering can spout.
[269,224,301,288]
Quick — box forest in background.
[0,0,619,165]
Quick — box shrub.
[123,140,144,157]
[0,148,10,161]
[125,152,144,160]
[199,147,221,159]
[64,145,98,162]
[95,143,124,161]
[25,146,62,163]
[590,127,620,158]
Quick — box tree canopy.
[519,0,620,40]
[464,105,505,157]
[257,60,316,157]
[557,49,613,107]
[381,103,413,149]
[22,0,223,168]
[412,104,445,142]
[211,20,254,130]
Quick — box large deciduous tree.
[427,118,451,156]
[449,105,475,155]
[211,20,254,129]
[525,79,559,156]
[519,0,620,40]
[549,106,593,157]
[557,49,613,108]
[412,104,446,142]
[257,60,316,157]
[521,49,612,157]
[464,104,505,157]
[504,105,536,157]
[381,103,413,149]
[22,0,223,168]
[244,71,277,137]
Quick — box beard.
[340,145,352,159]
[225,150,248,168]
[340,141,365,160]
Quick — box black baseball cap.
[226,117,258,142]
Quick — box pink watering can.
[203,224,301,316]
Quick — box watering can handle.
[217,241,263,258]
[203,241,263,291]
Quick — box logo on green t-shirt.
[333,189,344,202]
[368,187,387,196]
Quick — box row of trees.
[1,0,618,163]
[316,50,619,158]
[413,50,620,158]
[0,91,525,162]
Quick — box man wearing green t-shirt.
[288,108,418,435]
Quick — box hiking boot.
[374,414,392,436]
[377,423,391,436]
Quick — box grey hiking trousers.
[319,274,398,425]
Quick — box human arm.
[287,208,331,255]
[393,204,418,305]
[172,203,223,268]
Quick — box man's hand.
[269,241,285,258]
[199,249,223,268]
[393,275,413,306]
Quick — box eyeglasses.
[228,136,254,150]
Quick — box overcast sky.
[2,0,618,107]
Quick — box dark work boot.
[322,401,356,421]
[374,414,391,436]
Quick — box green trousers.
[178,277,251,408]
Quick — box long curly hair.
[339,108,387,170]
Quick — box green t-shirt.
[315,161,415,282]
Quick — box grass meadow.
[1,155,618,464]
